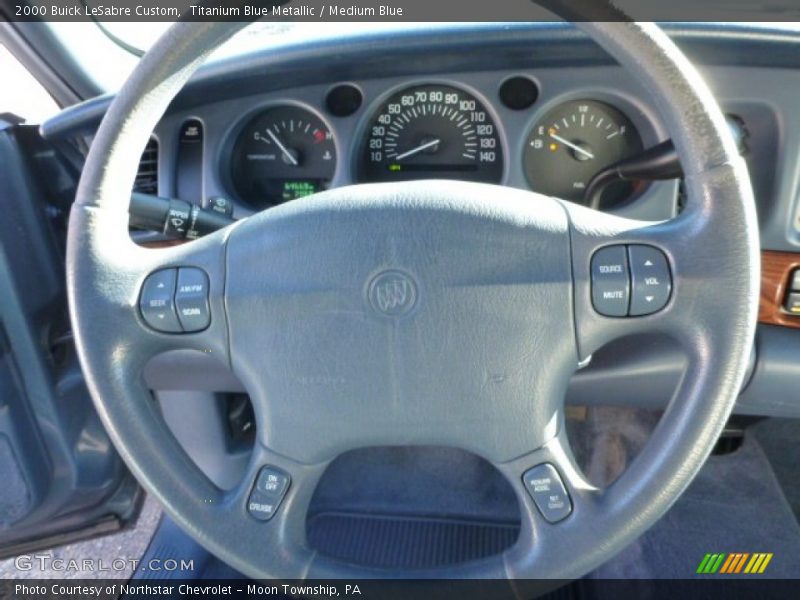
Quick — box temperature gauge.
[231,105,336,208]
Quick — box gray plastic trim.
[737,324,800,417]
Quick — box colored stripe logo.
[697,553,773,574]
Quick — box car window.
[0,44,60,123]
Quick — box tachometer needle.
[549,132,595,160]
[266,129,299,166]
[395,138,441,161]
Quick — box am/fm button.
[175,268,210,332]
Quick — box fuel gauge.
[523,100,643,206]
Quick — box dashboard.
[153,64,684,223]
[227,81,646,209]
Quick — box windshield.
[45,21,800,94]
[45,22,468,93]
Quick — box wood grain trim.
[760,250,800,329]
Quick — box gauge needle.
[548,132,595,160]
[395,138,441,161]
[266,129,299,166]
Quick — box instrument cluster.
[224,77,656,211]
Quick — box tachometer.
[523,100,643,206]
[358,84,503,183]
[231,105,336,208]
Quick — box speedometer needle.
[266,129,299,166]
[548,132,595,160]
[395,138,441,161]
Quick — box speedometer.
[358,84,503,183]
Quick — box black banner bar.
[3,0,800,22]
[2,578,800,600]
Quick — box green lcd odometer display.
[283,181,318,200]
[231,105,337,208]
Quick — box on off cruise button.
[591,246,630,317]
[247,466,291,521]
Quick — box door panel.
[0,121,140,557]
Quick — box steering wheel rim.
[66,19,759,582]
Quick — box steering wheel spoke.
[202,442,329,578]
[565,201,715,358]
[485,421,589,576]
[68,205,231,376]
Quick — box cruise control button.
[628,245,672,316]
[247,493,281,521]
[175,268,210,332]
[256,467,290,498]
[523,463,572,523]
[591,245,630,317]
[247,466,290,521]
[139,269,181,333]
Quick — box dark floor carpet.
[131,411,800,587]
[750,418,800,522]
[589,432,800,579]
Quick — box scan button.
[175,267,210,332]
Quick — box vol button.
[629,245,672,316]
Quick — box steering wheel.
[67,19,758,582]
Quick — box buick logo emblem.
[368,270,417,316]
